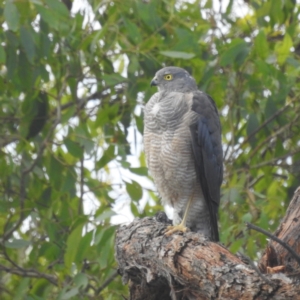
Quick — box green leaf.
[130,201,139,216]
[5,239,31,249]
[17,50,32,91]
[4,1,19,31]
[61,168,76,194]
[75,231,93,262]
[123,18,142,44]
[134,115,144,134]
[0,45,6,64]
[136,2,163,30]
[220,39,249,66]
[95,210,116,222]
[160,51,195,59]
[269,0,284,25]
[62,106,76,124]
[264,97,277,122]
[254,30,269,60]
[247,113,259,146]
[35,5,60,30]
[94,226,116,246]
[95,104,120,127]
[59,287,79,300]
[6,44,17,80]
[14,278,30,300]
[275,33,293,65]
[242,212,252,223]
[45,0,69,17]
[29,278,49,298]
[102,73,127,86]
[230,238,243,254]
[126,180,143,201]
[64,138,83,158]
[96,145,116,169]
[74,273,88,289]
[20,26,36,64]
[222,187,240,204]
[129,167,148,176]
[64,224,84,270]
[286,57,300,68]
[48,156,64,190]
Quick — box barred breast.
[144,91,211,234]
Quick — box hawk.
[143,66,223,241]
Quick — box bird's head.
[150,66,198,93]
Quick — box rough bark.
[115,191,300,300]
[259,187,300,275]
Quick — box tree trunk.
[115,189,300,300]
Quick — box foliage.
[0,0,300,298]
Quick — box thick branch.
[259,188,300,274]
[115,214,298,300]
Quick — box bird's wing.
[189,91,223,241]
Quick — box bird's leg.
[165,193,194,236]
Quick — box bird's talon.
[164,224,188,236]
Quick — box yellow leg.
[165,194,193,236]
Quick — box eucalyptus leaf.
[5,239,31,249]
[160,51,195,59]
[4,2,19,31]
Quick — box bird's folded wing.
[190,92,223,241]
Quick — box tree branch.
[0,264,57,286]
[246,222,300,267]
[236,98,297,153]
[96,270,118,295]
[115,212,299,299]
[259,187,300,274]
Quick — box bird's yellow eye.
[164,74,173,80]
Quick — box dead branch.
[115,207,300,300]
[259,187,300,275]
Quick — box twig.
[2,153,27,241]
[1,245,57,286]
[2,239,26,270]
[226,98,299,163]
[248,148,300,170]
[241,98,296,148]
[2,84,65,241]
[248,113,300,160]
[79,155,84,214]
[246,222,300,267]
[0,264,57,286]
[96,270,118,295]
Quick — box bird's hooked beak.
[150,77,158,87]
